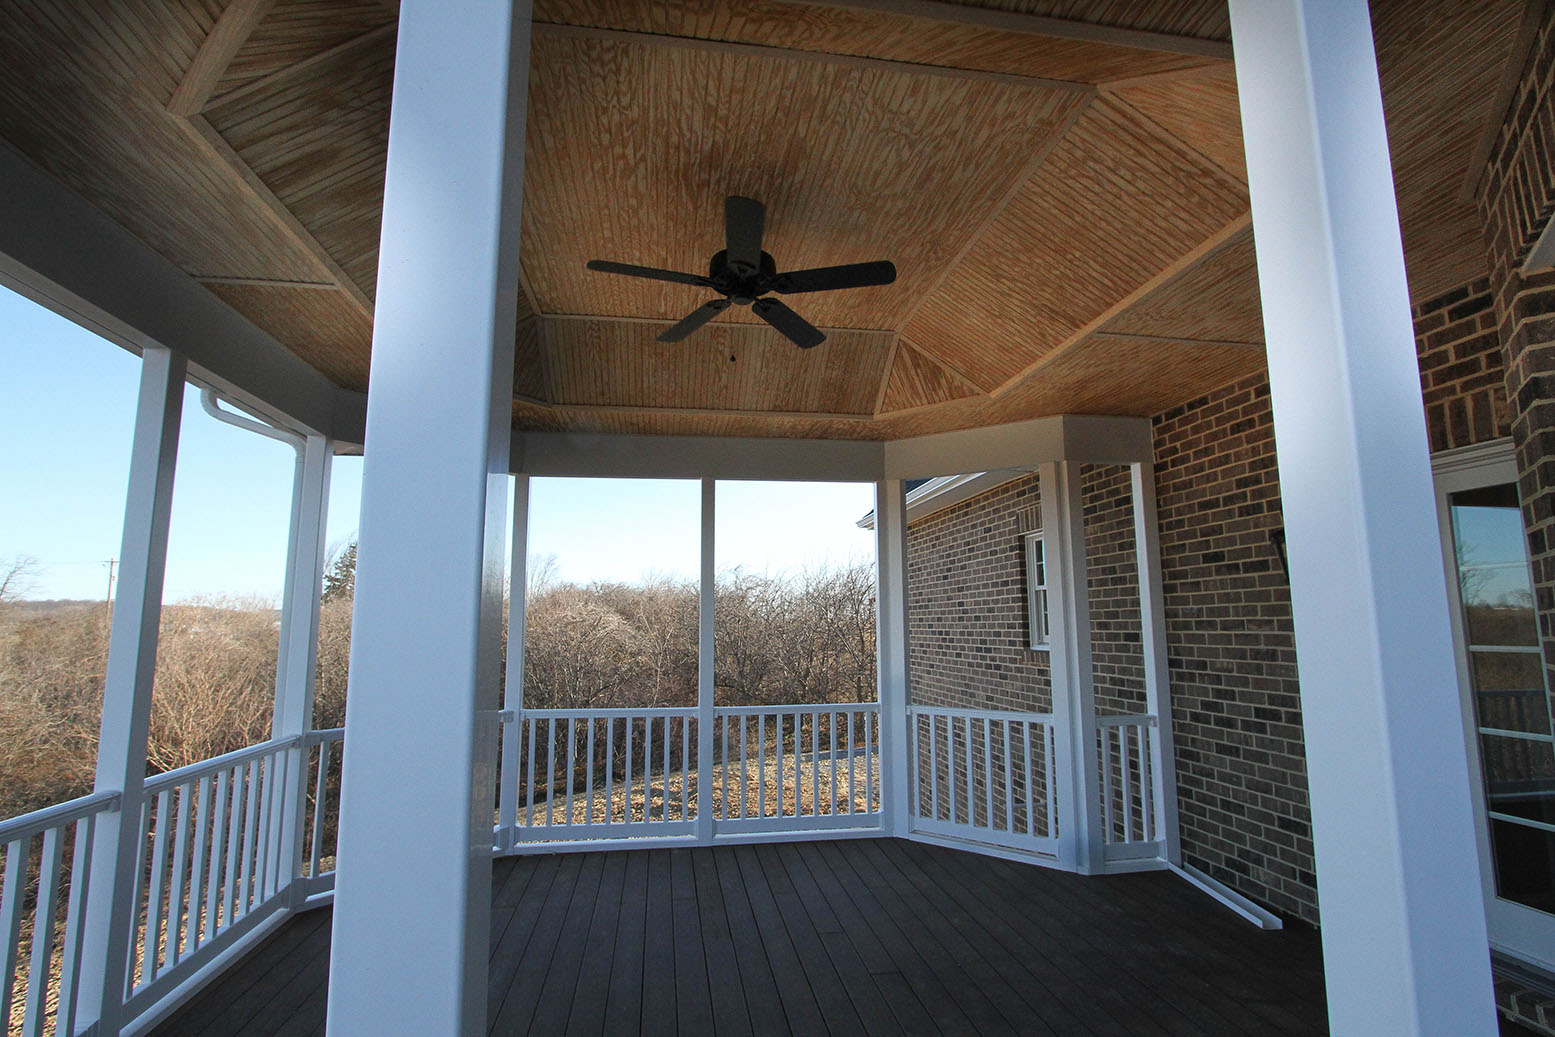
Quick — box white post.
[326,0,530,1032]
[76,345,185,1034]
[1229,1,1496,1032]
[874,479,912,836]
[274,434,331,903]
[696,477,715,843]
[1130,462,1180,864]
[1042,461,1101,874]
[498,475,529,852]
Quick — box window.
[1025,531,1050,650]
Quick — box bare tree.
[0,554,38,606]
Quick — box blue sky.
[1,285,874,603]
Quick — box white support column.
[1042,461,1101,874]
[874,479,912,837]
[327,0,529,1032]
[76,345,185,1034]
[1130,462,1180,865]
[696,478,716,844]
[274,434,332,902]
[498,475,529,851]
[1229,1,1496,1032]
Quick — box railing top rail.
[142,734,301,795]
[305,727,345,745]
[507,706,697,720]
[0,789,120,843]
[713,702,879,716]
[1095,713,1157,727]
[908,704,1055,723]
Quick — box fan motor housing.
[710,248,776,304]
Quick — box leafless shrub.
[1,560,876,825]
[0,603,105,818]
[145,597,278,773]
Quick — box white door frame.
[1433,438,1555,973]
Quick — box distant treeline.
[0,559,875,820]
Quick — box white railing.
[710,704,881,834]
[505,708,700,843]
[499,703,885,846]
[299,729,344,896]
[908,706,1058,855]
[0,729,350,1035]
[0,790,117,1037]
[122,737,295,1017]
[1097,714,1161,860]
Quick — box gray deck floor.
[153,837,1333,1035]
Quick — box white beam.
[1042,461,1101,874]
[326,0,530,1032]
[498,476,529,850]
[0,139,362,445]
[76,346,185,1034]
[517,431,884,482]
[697,478,716,843]
[1229,0,1496,1031]
[882,415,1153,480]
[1130,462,1181,866]
[273,434,332,901]
[874,480,912,836]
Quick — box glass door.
[1436,446,1555,970]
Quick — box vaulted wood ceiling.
[0,0,1529,441]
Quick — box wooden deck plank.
[233,936,331,1037]
[711,847,789,1036]
[528,852,608,1033]
[794,840,979,1034]
[602,848,649,1035]
[485,852,562,1026]
[755,843,903,1035]
[682,847,751,1036]
[831,839,1023,1035]
[151,838,1330,1036]
[914,844,1229,1036]
[911,841,1299,1037]
[666,849,715,1036]
[881,839,1134,1036]
[153,908,332,1035]
[924,844,1290,1036]
[845,839,1059,1035]
[565,852,627,1036]
[640,850,679,1036]
[775,842,942,1033]
[488,850,585,1033]
[732,844,840,1035]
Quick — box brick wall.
[905,474,1050,713]
[1476,8,1555,696]
[1414,277,1511,453]
[900,275,1512,924]
[1083,463,1146,716]
[1151,372,1317,923]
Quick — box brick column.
[1476,11,1555,689]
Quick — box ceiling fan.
[585,196,897,349]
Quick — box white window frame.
[1024,530,1050,651]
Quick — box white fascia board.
[855,469,1028,529]
[515,430,886,482]
[883,414,1153,479]
[0,138,363,444]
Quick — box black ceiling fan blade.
[724,196,765,276]
[658,298,732,342]
[752,297,826,349]
[586,259,712,288]
[774,260,897,294]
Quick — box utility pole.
[103,558,116,618]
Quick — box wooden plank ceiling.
[0,0,1527,441]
